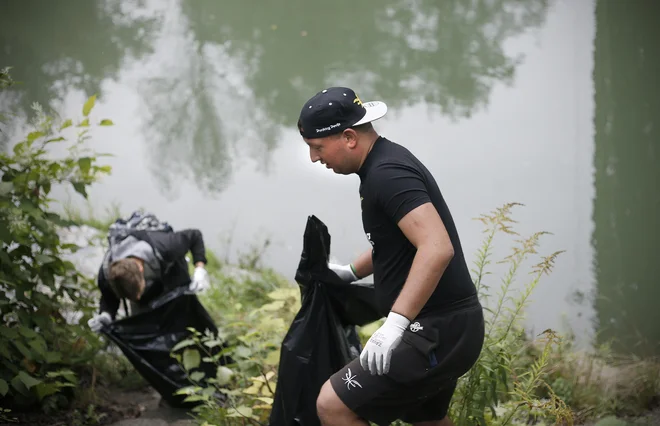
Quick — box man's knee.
[316,380,353,421]
[316,380,339,418]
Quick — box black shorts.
[329,297,485,426]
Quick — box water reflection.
[180,0,552,125]
[592,0,660,356]
[136,3,280,195]
[136,0,551,192]
[1,0,551,193]
[5,1,646,353]
[0,0,160,113]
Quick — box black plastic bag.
[269,215,382,426]
[101,286,228,407]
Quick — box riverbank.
[7,223,656,426]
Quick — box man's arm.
[390,202,454,321]
[359,161,454,375]
[148,229,211,293]
[370,161,453,319]
[351,248,373,279]
[147,229,208,265]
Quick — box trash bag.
[101,285,229,408]
[269,215,383,426]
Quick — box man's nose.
[310,151,320,163]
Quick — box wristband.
[349,263,359,280]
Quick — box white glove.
[88,312,112,333]
[360,311,410,375]
[328,263,358,283]
[189,266,210,293]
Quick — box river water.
[1,0,658,355]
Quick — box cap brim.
[353,101,387,126]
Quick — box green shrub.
[0,67,113,412]
[171,285,300,425]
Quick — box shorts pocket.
[386,331,438,384]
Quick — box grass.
[61,199,124,232]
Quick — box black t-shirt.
[357,137,477,318]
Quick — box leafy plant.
[70,403,107,426]
[171,285,300,425]
[0,67,113,410]
[0,406,18,423]
[449,202,572,425]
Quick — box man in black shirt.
[87,226,211,332]
[297,87,485,426]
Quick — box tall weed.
[450,203,572,425]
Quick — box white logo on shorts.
[410,322,423,332]
[342,368,362,390]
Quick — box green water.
[1,0,658,355]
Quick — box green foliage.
[61,200,123,232]
[69,403,107,426]
[91,351,147,391]
[593,417,632,426]
[0,67,16,128]
[0,67,14,91]
[544,340,660,423]
[200,258,291,323]
[169,203,577,425]
[171,285,300,425]
[166,202,660,426]
[0,68,113,411]
[237,238,272,271]
[449,203,573,425]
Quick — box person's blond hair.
[108,258,143,301]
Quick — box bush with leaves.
[0,67,114,413]
[171,267,300,425]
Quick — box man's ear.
[343,129,359,148]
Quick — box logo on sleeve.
[366,233,375,247]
